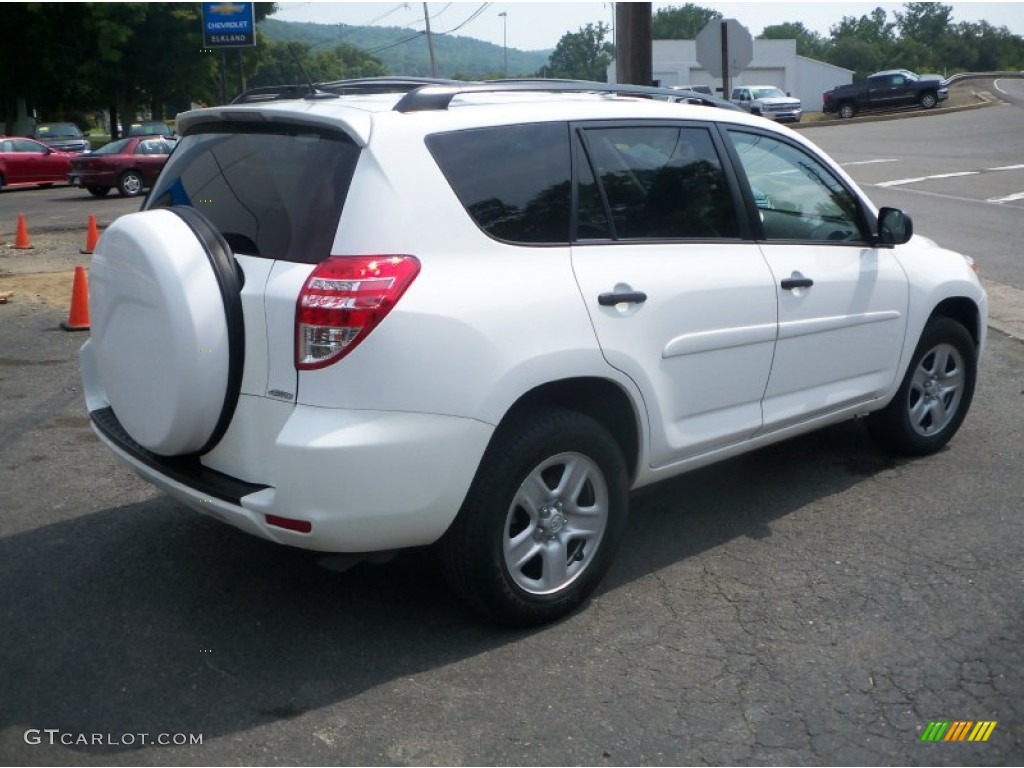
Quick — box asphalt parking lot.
[1,93,1023,765]
[1,295,1022,767]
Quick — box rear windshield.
[147,123,360,263]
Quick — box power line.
[359,3,410,28]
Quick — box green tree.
[827,7,897,80]
[759,22,830,59]
[830,7,896,47]
[895,2,953,43]
[0,3,277,136]
[542,22,614,81]
[247,40,385,88]
[651,4,722,39]
[827,37,886,80]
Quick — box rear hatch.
[146,119,362,407]
[84,114,363,481]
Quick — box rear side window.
[578,125,739,240]
[427,123,571,245]
[147,124,360,263]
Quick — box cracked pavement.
[0,300,1021,766]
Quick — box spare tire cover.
[90,207,243,456]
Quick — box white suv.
[81,78,986,625]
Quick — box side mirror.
[876,207,913,246]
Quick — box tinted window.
[94,138,133,155]
[427,123,571,244]
[579,125,739,239]
[727,130,864,242]
[148,124,359,262]
[134,139,172,156]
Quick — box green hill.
[258,18,551,79]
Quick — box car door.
[4,139,39,183]
[867,75,898,107]
[723,128,909,431]
[570,122,778,468]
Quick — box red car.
[68,136,176,197]
[0,136,73,191]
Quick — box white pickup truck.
[731,85,802,123]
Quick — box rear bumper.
[68,171,118,187]
[90,401,493,553]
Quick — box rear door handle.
[598,291,648,306]
[780,277,814,290]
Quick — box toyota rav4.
[80,78,986,625]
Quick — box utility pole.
[499,11,508,78]
[423,2,438,78]
[614,2,652,86]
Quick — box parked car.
[823,70,949,119]
[33,122,90,153]
[731,85,803,122]
[67,136,175,197]
[0,136,73,190]
[81,78,986,626]
[128,121,176,139]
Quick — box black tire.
[87,185,111,198]
[440,408,629,626]
[117,170,144,197]
[866,317,977,456]
[838,102,856,119]
[0,172,5,191]
[920,91,938,109]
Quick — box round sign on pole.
[695,18,753,78]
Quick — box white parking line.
[876,176,928,187]
[877,171,979,187]
[986,191,1024,204]
[841,159,900,166]
[988,164,1024,172]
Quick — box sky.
[268,0,1024,51]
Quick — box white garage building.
[608,39,853,112]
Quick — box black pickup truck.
[822,70,949,119]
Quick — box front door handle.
[598,291,648,306]
[781,277,814,290]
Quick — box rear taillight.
[295,255,420,370]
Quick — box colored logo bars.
[921,721,997,742]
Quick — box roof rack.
[230,76,737,113]
[392,79,712,113]
[231,77,465,105]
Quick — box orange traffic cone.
[61,266,90,332]
[81,215,100,254]
[13,214,33,249]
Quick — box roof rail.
[231,77,465,105]
[230,77,737,112]
[392,79,708,113]
[231,84,319,104]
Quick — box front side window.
[427,123,571,244]
[727,130,865,243]
[579,125,739,240]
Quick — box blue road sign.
[202,2,255,48]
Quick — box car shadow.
[0,416,901,753]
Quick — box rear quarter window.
[147,123,359,263]
[426,123,571,245]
